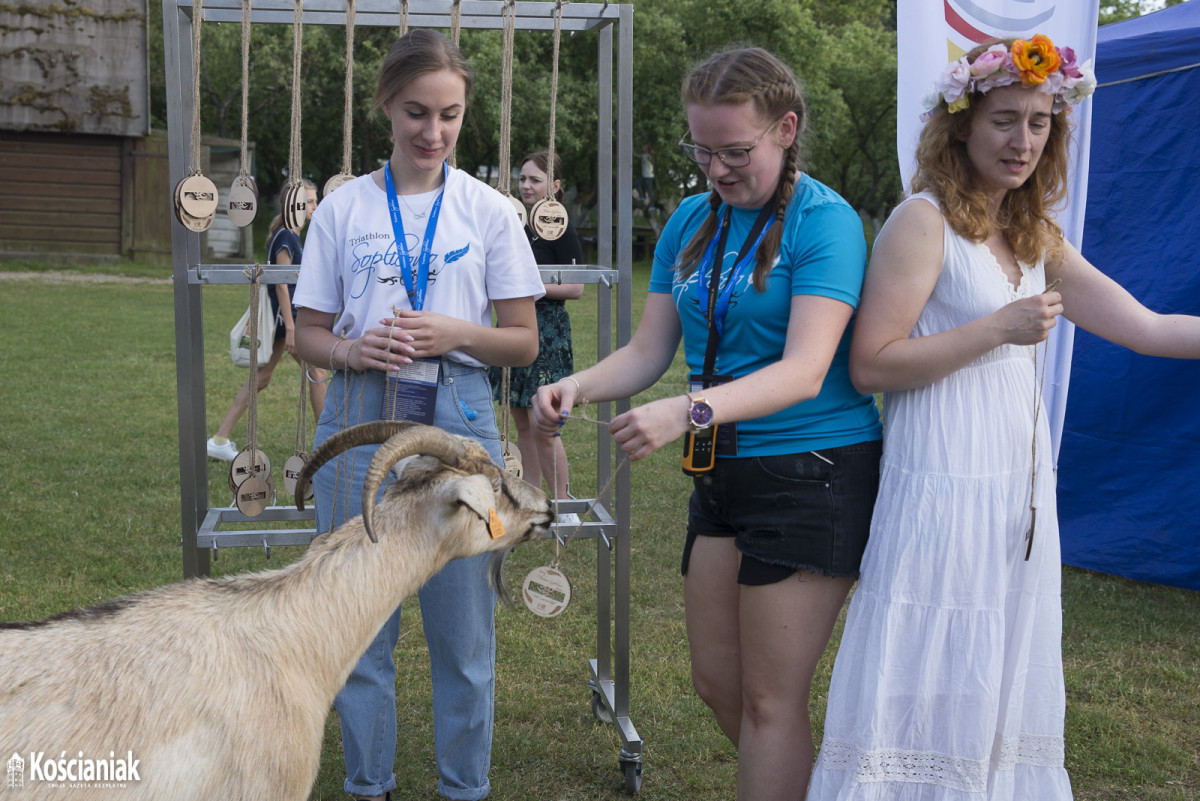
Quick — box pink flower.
[935,57,972,104]
[1058,46,1082,79]
[970,45,1008,78]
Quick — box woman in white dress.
[808,35,1200,800]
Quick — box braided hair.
[676,46,806,292]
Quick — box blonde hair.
[912,39,1072,267]
[676,46,806,292]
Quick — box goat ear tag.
[487,508,505,540]
[522,565,571,618]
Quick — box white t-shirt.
[294,168,544,368]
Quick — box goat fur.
[0,425,552,800]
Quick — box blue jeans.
[313,361,503,800]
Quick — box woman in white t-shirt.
[292,29,543,801]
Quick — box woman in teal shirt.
[533,46,881,800]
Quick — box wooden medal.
[522,565,572,618]
[226,176,258,228]
[235,474,273,517]
[283,453,312,500]
[229,447,272,491]
[530,198,568,241]
[323,172,355,198]
[177,174,220,219]
[282,183,308,233]
[179,209,215,233]
[506,193,527,227]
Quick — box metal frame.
[163,0,640,791]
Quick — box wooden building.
[0,0,252,264]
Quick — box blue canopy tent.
[1059,1,1200,591]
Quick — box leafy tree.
[1100,0,1185,26]
[148,0,902,225]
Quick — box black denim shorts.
[682,440,882,585]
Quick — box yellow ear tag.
[487,508,505,540]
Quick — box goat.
[0,422,552,800]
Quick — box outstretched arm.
[1053,240,1200,358]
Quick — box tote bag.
[230,295,276,368]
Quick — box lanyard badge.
[381,163,449,424]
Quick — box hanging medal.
[523,563,572,618]
[323,0,357,198]
[283,358,314,502]
[529,1,569,241]
[280,0,307,233]
[231,265,275,515]
[173,0,218,233]
[226,0,258,229]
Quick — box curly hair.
[676,46,806,292]
[912,40,1072,267]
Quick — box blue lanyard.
[384,162,449,311]
[695,204,775,338]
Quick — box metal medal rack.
[162,0,641,791]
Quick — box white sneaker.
[207,437,238,461]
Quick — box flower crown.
[920,34,1097,121]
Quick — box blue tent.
[1059,0,1200,591]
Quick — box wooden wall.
[2,132,118,260]
[0,131,251,265]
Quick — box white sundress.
[807,193,1073,800]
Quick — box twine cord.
[295,360,309,455]
[496,0,516,196]
[340,0,356,175]
[1025,277,1061,559]
[243,265,265,469]
[450,0,462,44]
[544,1,563,191]
[288,0,304,188]
[189,0,204,175]
[238,0,251,180]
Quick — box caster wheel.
[591,690,614,725]
[620,757,642,794]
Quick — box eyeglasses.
[677,120,780,168]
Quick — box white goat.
[0,422,552,800]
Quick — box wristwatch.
[687,395,715,431]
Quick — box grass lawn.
[0,262,1196,799]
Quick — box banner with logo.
[897,0,1099,460]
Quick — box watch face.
[689,399,714,428]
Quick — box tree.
[1100,0,1186,26]
[148,0,902,225]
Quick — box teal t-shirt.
[649,174,882,456]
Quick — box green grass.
[0,265,1197,800]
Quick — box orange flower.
[1012,35,1062,86]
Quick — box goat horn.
[295,421,422,512]
[361,426,466,544]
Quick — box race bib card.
[381,358,440,424]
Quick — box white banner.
[897,0,1099,462]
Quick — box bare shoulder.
[868,196,945,281]
[881,195,945,241]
